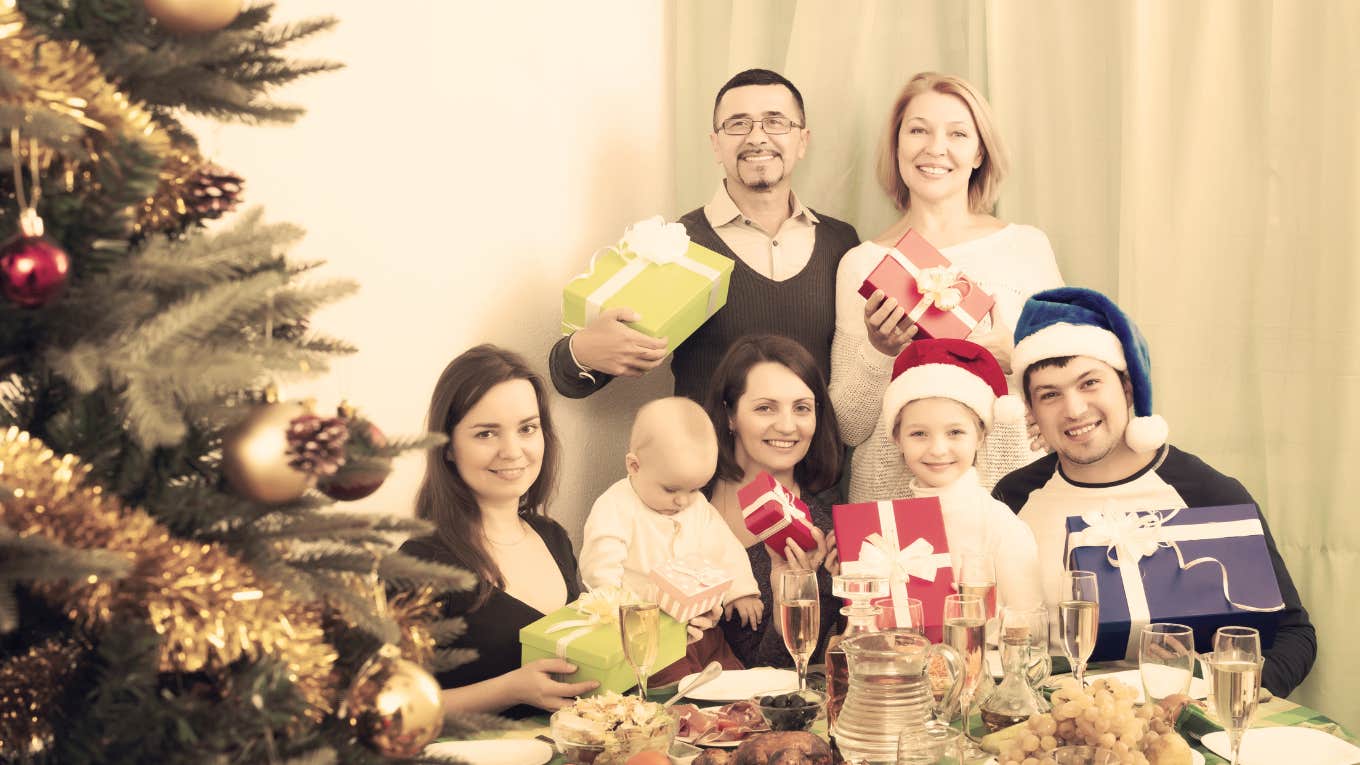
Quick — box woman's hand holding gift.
[864,289,919,358]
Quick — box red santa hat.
[881,338,1025,434]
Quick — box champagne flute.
[619,602,661,699]
[955,552,996,619]
[1208,626,1263,765]
[943,593,987,745]
[1057,571,1099,688]
[779,569,820,691]
[1139,623,1194,703]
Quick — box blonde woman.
[830,72,1064,502]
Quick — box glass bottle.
[979,624,1052,733]
[825,573,887,732]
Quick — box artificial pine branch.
[378,552,477,593]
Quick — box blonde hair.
[877,72,1010,214]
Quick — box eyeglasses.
[717,116,803,136]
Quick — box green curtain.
[672,0,1360,729]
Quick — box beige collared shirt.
[703,182,819,281]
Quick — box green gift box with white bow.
[562,216,733,354]
[519,590,686,696]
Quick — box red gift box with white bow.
[857,229,995,340]
[736,472,817,554]
[832,497,954,641]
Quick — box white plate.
[675,667,798,702]
[1085,668,1210,704]
[424,738,553,765]
[1201,727,1360,764]
[674,704,767,748]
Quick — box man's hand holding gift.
[569,307,669,377]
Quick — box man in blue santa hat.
[993,287,1315,698]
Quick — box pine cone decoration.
[286,414,350,477]
[187,163,243,220]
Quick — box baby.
[580,397,762,631]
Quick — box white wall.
[200,0,675,541]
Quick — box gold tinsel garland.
[0,427,337,720]
[0,0,170,218]
[389,586,439,667]
[0,638,85,758]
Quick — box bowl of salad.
[549,692,678,765]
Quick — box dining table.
[443,663,1358,765]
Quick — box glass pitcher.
[833,629,964,765]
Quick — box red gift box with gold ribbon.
[858,229,995,340]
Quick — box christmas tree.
[0,1,484,762]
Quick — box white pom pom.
[992,394,1027,425]
[1124,414,1169,452]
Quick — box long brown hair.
[704,334,842,494]
[413,344,560,609]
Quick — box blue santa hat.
[1011,287,1168,453]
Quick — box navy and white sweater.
[992,445,1315,698]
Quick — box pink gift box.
[857,229,995,340]
[833,497,954,642]
[736,472,816,554]
[649,557,733,623]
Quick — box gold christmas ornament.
[0,427,337,720]
[222,399,316,504]
[142,0,242,34]
[339,644,443,758]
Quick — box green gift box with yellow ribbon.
[519,589,686,696]
[562,216,733,353]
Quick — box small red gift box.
[649,557,733,623]
[833,497,954,641]
[857,229,995,340]
[737,472,817,553]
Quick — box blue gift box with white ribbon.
[1063,504,1285,662]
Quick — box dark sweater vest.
[670,208,859,402]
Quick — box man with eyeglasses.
[549,68,860,403]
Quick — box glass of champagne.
[943,593,987,747]
[1057,571,1099,688]
[619,602,661,699]
[955,552,996,619]
[1207,626,1264,765]
[1139,623,1194,703]
[779,569,820,691]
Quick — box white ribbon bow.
[543,586,633,658]
[743,486,810,543]
[914,266,968,312]
[564,217,723,331]
[1066,509,1285,660]
[857,535,951,584]
[619,215,690,264]
[662,559,730,593]
[841,501,952,628]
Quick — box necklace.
[485,519,530,546]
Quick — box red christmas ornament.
[0,234,69,308]
[319,405,391,502]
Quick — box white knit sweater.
[906,468,1045,613]
[829,224,1064,503]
